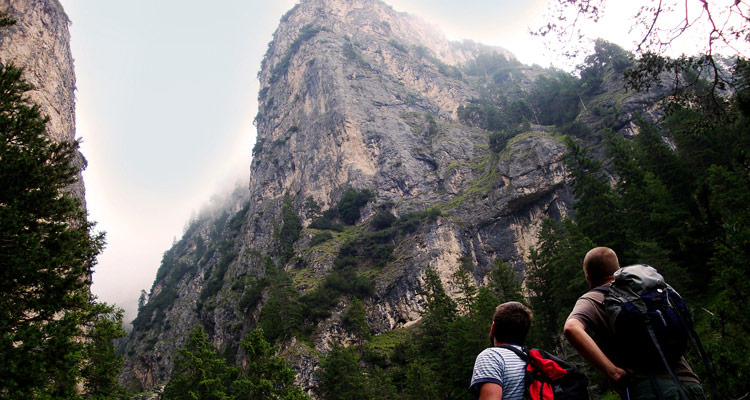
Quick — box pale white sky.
[58,0,686,325]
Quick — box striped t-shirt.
[470,345,527,399]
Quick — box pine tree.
[486,259,525,305]
[342,298,370,352]
[81,304,128,399]
[0,61,128,398]
[527,218,592,349]
[162,326,236,400]
[317,345,370,400]
[234,329,311,400]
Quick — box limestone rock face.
[121,0,662,394]
[0,0,82,199]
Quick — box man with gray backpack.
[563,247,708,400]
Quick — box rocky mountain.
[121,0,667,393]
[0,0,83,199]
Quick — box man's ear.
[489,321,496,345]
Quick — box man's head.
[490,301,533,346]
[583,247,620,288]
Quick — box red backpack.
[498,345,589,400]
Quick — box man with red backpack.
[470,301,532,399]
[564,247,706,400]
[471,301,589,400]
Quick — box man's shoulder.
[568,288,608,326]
[579,287,607,303]
[477,345,521,360]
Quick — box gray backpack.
[599,265,715,400]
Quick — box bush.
[309,209,345,232]
[395,208,442,234]
[371,210,397,230]
[337,187,374,225]
[388,39,408,53]
[277,195,302,263]
[310,231,334,246]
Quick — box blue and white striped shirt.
[470,345,527,399]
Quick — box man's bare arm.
[563,318,627,382]
[479,382,503,400]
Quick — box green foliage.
[309,187,373,229]
[238,276,268,312]
[530,59,750,397]
[258,266,304,344]
[0,62,128,398]
[317,346,371,400]
[529,70,581,126]
[298,206,445,330]
[196,204,250,314]
[486,259,525,305]
[343,299,371,347]
[394,207,442,234]
[277,195,303,263]
[309,231,334,246]
[0,11,16,27]
[314,262,520,400]
[163,328,230,399]
[235,329,311,400]
[579,40,633,95]
[308,209,345,231]
[163,327,310,400]
[388,39,407,53]
[370,209,397,230]
[336,187,374,225]
[457,100,531,133]
[82,304,129,399]
[252,138,264,157]
[527,218,592,349]
[563,137,624,252]
[488,129,516,152]
[424,113,439,136]
[303,196,321,219]
[300,264,375,327]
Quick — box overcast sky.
[58,0,646,325]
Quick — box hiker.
[470,301,532,399]
[563,247,705,399]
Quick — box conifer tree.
[162,326,236,400]
[234,329,311,400]
[527,218,592,349]
[317,345,370,400]
[0,59,126,398]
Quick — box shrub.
[337,187,374,225]
[388,39,408,53]
[371,210,397,230]
[310,231,334,246]
[395,208,442,234]
[309,209,345,232]
[277,195,302,263]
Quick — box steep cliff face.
[0,0,82,199]
[122,0,665,393]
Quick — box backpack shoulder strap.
[593,284,610,294]
[496,345,528,362]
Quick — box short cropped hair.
[583,247,620,286]
[492,301,533,345]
